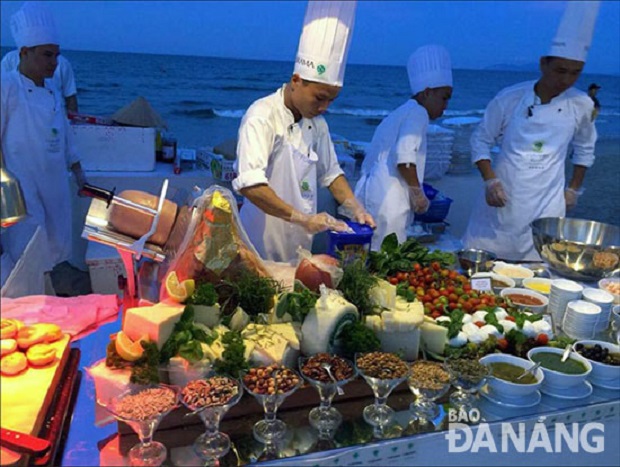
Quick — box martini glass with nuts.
[355,352,409,430]
[445,358,489,412]
[99,384,180,466]
[299,353,357,435]
[408,361,451,426]
[180,376,242,461]
[241,365,302,443]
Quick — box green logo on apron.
[317,64,326,75]
[301,180,310,192]
[533,141,544,153]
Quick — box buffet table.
[58,313,620,466]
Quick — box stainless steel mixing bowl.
[531,217,620,282]
[456,248,497,276]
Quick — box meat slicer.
[81,179,182,310]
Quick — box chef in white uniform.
[462,1,599,261]
[2,48,78,113]
[1,1,87,272]
[233,0,374,263]
[355,45,453,249]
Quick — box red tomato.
[431,311,442,319]
[463,303,474,312]
[505,316,516,322]
[536,334,549,345]
[474,321,485,328]
[389,277,399,285]
[422,294,432,303]
[497,338,509,351]
[431,262,441,271]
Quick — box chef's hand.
[408,186,430,214]
[290,210,350,234]
[565,187,583,211]
[71,163,88,194]
[337,198,376,228]
[485,178,508,207]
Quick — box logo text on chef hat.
[445,419,605,454]
[317,64,326,75]
[296,57,315,70]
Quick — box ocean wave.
[326,108,390,117]
[171,108,217,119]
[213,109,245,118]
[443,109,486,117]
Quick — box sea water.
[2,47,619,226]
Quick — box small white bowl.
[479,353,544,399]
[598,277,620,305]
[500,287,549,314]
[522,277,553,296]
[527,346,592,390]
[471,272,516,294]
[573,340,620,384]
[612,305,620,330]
[492,262,534,286]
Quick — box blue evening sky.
[1,1,619,75]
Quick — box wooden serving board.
[0,335,71,466]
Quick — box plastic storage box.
[327,221,374,264]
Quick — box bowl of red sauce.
[500,287,549,314]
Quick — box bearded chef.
[355,45,453,249]
[1,2,87,273]
[462,1,599,261]
[233,0,375,263]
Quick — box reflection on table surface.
[62,315,620,466]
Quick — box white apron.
[356,157,424,251]
[2,76,73,269]
[240,140,319,263]
[463,92,574,261]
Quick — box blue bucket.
[327,221,374,264]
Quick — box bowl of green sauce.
[527,346,592,390]
[479,353,544,399]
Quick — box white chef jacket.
[1,69,79,269]
[233,84,344,263]
[463,81,597,261]
[355,99,429,250]
[1,50,77,106]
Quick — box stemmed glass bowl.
[299,354,357,434]
[241,365,302,443]
[445,358,490,412]
[180,376,243,461]
[407,361,451,425]
[99,383,180,466]
[355,352,409,429]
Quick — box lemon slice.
[115,331,147,362]
[165,271,195,303]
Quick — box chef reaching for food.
[232,0,375,263]
[462,1,600,262]
[1,1,87,272]
[355,44,453,250]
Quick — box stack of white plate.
[582,287,615,332]
[548,279,584,332]
[441,116,481,174]
[425,124,455,180]
[562,300,603,340]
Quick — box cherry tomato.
[536,334,549,345]
[431,310,442,319]
[389,277,399,285]
[505,316,516,322]
[497,338,509,351]
[474,321,485,328]
[431,262,441,271]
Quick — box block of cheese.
[420,321,449,355]
[123,303,184,349]
[193,304,221,328]
[109,190,178,246]
[242,323,301,368]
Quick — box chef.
[1,1,87,273]
[233,0,374,263]
[462,1,599,261]
[355,45,453,249]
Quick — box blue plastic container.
[416,196,453,223]
[327,221,374,264]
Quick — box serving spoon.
[321,362,345,395]
[516,362,541,381]
[561,344,572,363]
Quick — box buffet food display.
[75,188,619,466]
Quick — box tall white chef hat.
[11,1,59,50]
[547,0,600,62]
[293,0,357,87]
[407,44,453,96]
